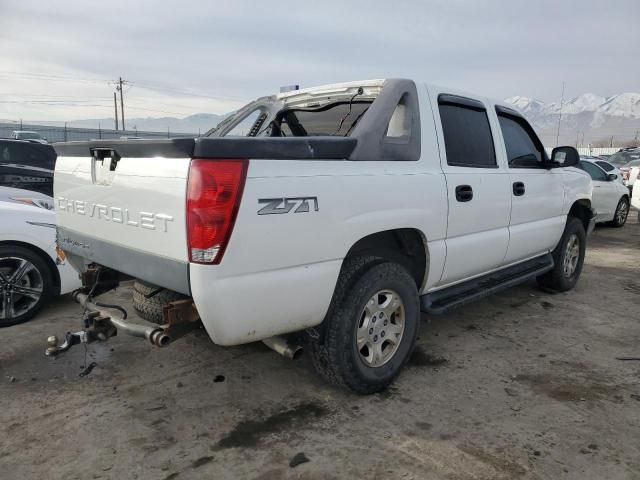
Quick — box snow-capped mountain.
[504,93,640,145]
[505,93,640,119]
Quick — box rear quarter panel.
[191,159,448,345]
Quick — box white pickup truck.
[50,79,594,393]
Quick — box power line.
[0,71,109,85]
[131,81,246,101]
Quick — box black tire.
[307,257,420,394]
[608,197,629,228]
[132,280,187,324]
[536,217,586,293]
[0,245,55,327]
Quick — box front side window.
[497,114,545,168]
[438,102,496,168]
[579,161,607,181]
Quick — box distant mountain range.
[29,113,226,134]
[12,92,640,146]
[504,93,640,146]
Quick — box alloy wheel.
[0,257,44,321]
[562,234,580,278]
[356,289,405,367]
[615,200,629,225]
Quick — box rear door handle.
[455,185,473,202]
[513,181,525,196]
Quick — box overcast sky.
[1,0,638,121]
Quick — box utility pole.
[555,81,565,147]
[117,77,126,131]
[113,92,119,131]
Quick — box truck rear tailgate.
[54,140,194,294]
[53,136,357,296]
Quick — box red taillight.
[620,168,630,180]
[186,159,248,264]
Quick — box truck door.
[494,107,565,263]
[431,92,511,286]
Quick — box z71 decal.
[257,197,319,215]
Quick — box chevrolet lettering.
[56,197,174,232]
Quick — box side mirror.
[607,173,617,182]
[550,146,580,168]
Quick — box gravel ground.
[1,216,639,480]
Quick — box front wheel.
[308,259,420,394]
[537,217,586,293]
[609,197,629,228]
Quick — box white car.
[580,156,624,184]
[578,160,630,227]
[0,186,81,327]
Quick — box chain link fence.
[0,122,197,143]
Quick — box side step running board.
[421,253,554,314]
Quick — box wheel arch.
[567,199,593,232]
[343,228,429,291]
[0,240,61,296]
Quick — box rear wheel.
[609,197,629,228]
[537,217,586,293]
[132,279,187,324]
[0,245,55,327]
[308,258,419,394]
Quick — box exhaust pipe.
[262,336,303,360]
[74,292,170,347]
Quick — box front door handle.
[455,185,473,202]
[513,181,525,196]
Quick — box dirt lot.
[2,216,640,480]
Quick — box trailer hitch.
[45,293,200,356]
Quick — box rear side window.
[497,114,545,168]
[438,99,496,168]
[595,161,614,172]
[278,102,372,137]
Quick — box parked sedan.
[578,160,630,227]
[1,182,81,326]
[581,156,624,184]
